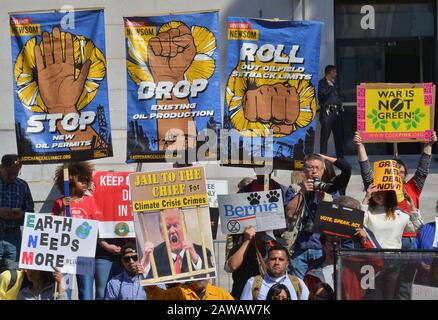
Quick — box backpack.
[251,274,302,300]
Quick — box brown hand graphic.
[35,27,91,114]
[147,24,197,152]
[147,24,196,83]
[243,84,300,135]
[33,27,104,151]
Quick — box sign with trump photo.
[222,18,322,170]
[129,166,216,285]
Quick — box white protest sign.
[206,180,229,208]
[218,189,285,235]
[19,213,98,276]
[433,218,438,248]
[411,284,438,300]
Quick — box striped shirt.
[0,177,34,233]
[104,271,146,300]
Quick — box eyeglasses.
[122,255,138,263]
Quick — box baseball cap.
[121,243,137,256]
[1,154,20,167]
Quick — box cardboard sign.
[357,83,435,143]
[92,171,135,238]
[206,180,229,208]
[373,160,404,202]
[313,201,364,238]
[129,166,208,213]
[19,213,98,275]
[130,166,216,285]
[218,190,285,234]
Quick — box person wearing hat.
[104,243,147,300]
[0,154,34,262]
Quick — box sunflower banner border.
[10,9,113,164]
[124,11,221,164]
[222,17,322,170]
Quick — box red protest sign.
[92,171,135,238]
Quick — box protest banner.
[313,201,364,239]
[92,171,135,238]
[222,18,322,170]
[124,11,220,163]
[218,190,285,235]
[10,9,112,164]
[357,83,435,143]
[206,180,229,208]
[19,213,98,275]
[373,160,404,202]
[129,166,216,285]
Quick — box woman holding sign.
[361,183,423,299]
[17,267,67,300]
[52,162,100,300]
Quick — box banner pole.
[179,209,194,276]
[196,207,209,275]
[139,213,158,279]
[136,163,143,172]
[63,165,70,218]
[393,142,399,159]
[263,174,269,192]
[333,239,339,300]
[160,210,176,276]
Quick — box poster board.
[19,213,98,275]
[373,160,404,202]
[313,201,364,239]
[129,166,216,285]
[357,83,435,143]
[92,171,135,238]
[218,190,285,235]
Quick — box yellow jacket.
[145,283,234,300]
[0,270,24,300]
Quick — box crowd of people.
[1,127,437,301]
[0,65,437,300]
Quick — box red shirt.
[398,179,421,237]
[51,195,100,220]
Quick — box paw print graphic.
[247,193,261,205]
[266,190,280,203]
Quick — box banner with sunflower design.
[10,9,112,164]
[223,18,322,170]
[124,11,220,163]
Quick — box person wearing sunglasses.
[104,243,146,300]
